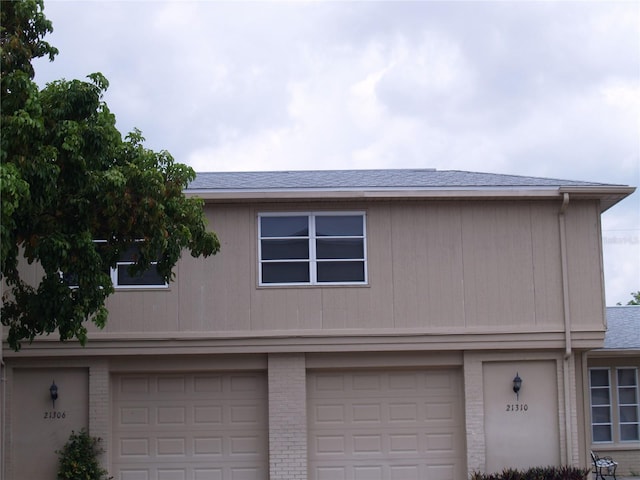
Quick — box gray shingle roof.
[604,306,640,350]
[188,169,617,191]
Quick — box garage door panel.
[120,469,150,480]
[354,465,383,480]
[194,469,222,480]
[119,465,267,480]
[116,436,267,456]
[316,462,460,480]
[308,369,465,480]
[113,372,267,480]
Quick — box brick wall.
[464,352,486,474]
[268,353,307,480]
[89,359,110,471]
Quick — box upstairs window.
[113,244,166,288]
[62,241,167,289]
[258,212,367,286]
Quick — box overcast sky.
[33,0,639,306]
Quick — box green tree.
[623,291,640,306]
[1,0,220,350]
[616,291,640,306]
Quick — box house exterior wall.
[100,199,604,339]
[4,364,89,480]
[483,359,561,471]
[2,194,616,480]
[463,351,581,473]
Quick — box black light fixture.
[50,381,58,409]
[512,372,522,401]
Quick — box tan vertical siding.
[390,202,465,328]
[252,288,323,330]
[530,204,564,326]
[190,204,254,331]
[97,198,604,336]
[461,202,536,328]
[565,201,605,329]
[106,288,179,332]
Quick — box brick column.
[88,359,110,472]
[268,353,307,480]
[464,351,485,474]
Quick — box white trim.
[615,367,640,442]
[111,261,167,289]
[589,366,640,445]
[589,367,613,443]
[258,212,367,286]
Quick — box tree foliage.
[618,291,640,306]
[1,0,220,350]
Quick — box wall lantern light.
[50,381,58,409]
[512,372,522,401]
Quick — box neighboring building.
[1,169,637,480]
[586,306,640,475]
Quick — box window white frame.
[589,367,640,444]
[616,367,640,442]
[112,242,167,289]
[258,212,367,286]
[61,240,167,290]
[590,368,613,443]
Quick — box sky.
[33,0,639,306]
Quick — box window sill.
[257,283,370,289]
[591,443,640,451]
[114,286,170,291]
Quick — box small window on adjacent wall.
[258,212,367,286]
[60,241,167,289]
[113,243,167,288]
[589,367,640,443]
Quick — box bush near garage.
[471,466,591,480]
[56,429,111,480]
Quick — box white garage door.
[308,369,466,480]
[112,372,268,480]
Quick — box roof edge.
[185,185,635,207]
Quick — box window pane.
[592,406,611,423]
[117,264,165,286]
[316,239,364,259]
[62,271,79,287]
[620,424,640,441]
[618,369,637,387]
[261,239,309,260]
[316,215,363,236]
[591,389,610,406]
[619,387,638,405]
[118,244,162,263]
[262,262,309,284]
[317,261,365,282]
[591,370,609,387]
[620,406,639,423]
[593,425,612,442]
[261,216,308,237]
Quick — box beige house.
[1,169,637,480]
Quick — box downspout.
[559,192,574,465]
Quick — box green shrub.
[471,466,590,480]
[57,429,111,480]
